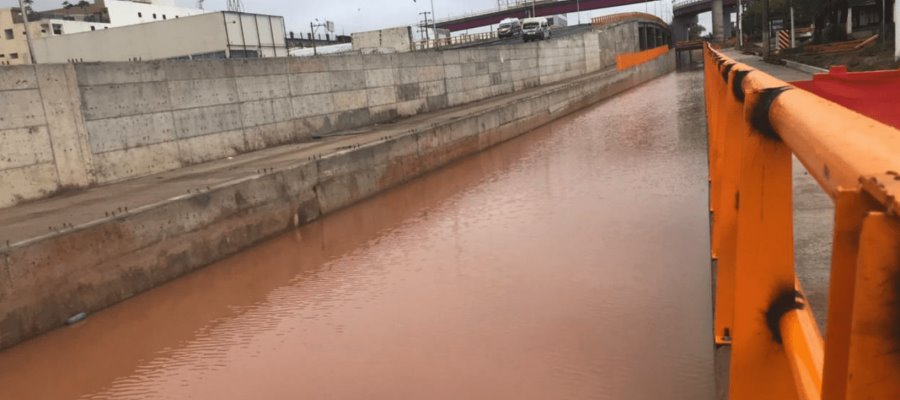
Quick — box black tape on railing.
[721,63,734,83]
[751,86,792,141]
[765,288,805,344]
[732,70,750,102]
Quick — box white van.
[522,17,550,42]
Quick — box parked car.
[522,17,550,42]
[498,18,522,38]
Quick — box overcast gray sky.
[2,0,711,37]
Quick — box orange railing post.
[727,79,803,400]
[844,212,900,399]
[821,189,876,400]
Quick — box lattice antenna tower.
[226,0,244,12]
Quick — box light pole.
[430,0,436,37]
[17,0,36,64]
[576,0,581,25]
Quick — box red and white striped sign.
[777,30,791,50]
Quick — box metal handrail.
[672,0,708,10]
[414,31,499,50]
[591,12,667,28]
[705,43,900,399]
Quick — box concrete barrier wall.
[0,50,675,350]
[0,22,639,210]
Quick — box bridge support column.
[724,6,734,40]
[711,0,725,42]
[895,0,899,60]
[672,14,698,42]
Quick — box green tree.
[688,24,707,40]
[741,0,850,44]
[62,1,74,9]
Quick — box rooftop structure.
[32,11,286,63]
[0,0,205,65]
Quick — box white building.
[32,11,287,63]
[1,0,206,65]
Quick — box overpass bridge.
[672,0,740,41]
[434,0,736,49]
[1,12,899,400]
[434,0,649,31]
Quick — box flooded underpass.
[0,69,715,400]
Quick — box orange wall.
[616,45,670,71]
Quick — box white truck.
[522,17,550,42]
[548,14,568,28]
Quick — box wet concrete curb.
[783,59,828,76]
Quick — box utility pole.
[419,11,432,41]
[789,0,795,48]
[532,0,536,18]
[310,22,317,55]
[309,19,332,56]
[762,0,770,56]
[17,0,36,64]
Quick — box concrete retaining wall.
[0,50,675,350]
[0,23,638,209]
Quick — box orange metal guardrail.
[705,43,900,399]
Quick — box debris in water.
[65,312,87,325]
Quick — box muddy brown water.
[0,70,714,399]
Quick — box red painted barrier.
[792,66,900,129]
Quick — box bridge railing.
[591,12,667,28]
[672,0,707,10]
[414,31,499,50]
[705,43,900,399]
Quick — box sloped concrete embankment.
[0,52,674,350]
